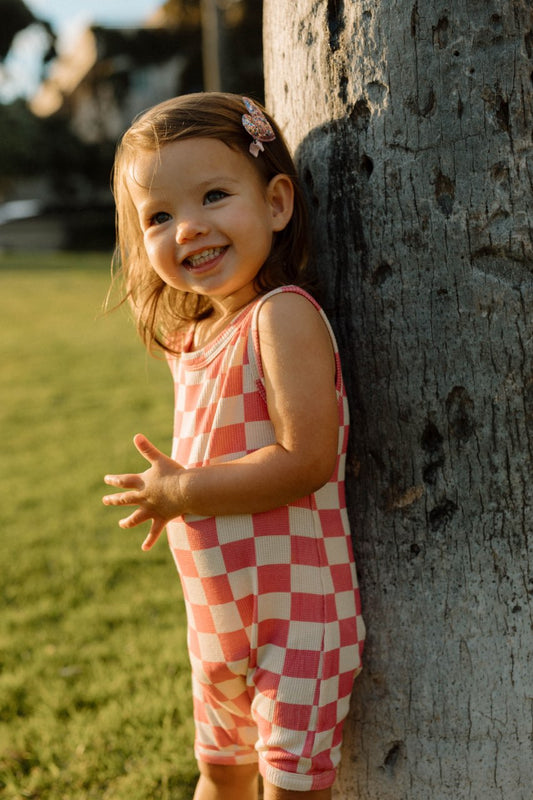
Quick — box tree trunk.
[263,1,533,797]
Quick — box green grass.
[0,252,198,799]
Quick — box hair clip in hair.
[242,97,276,157]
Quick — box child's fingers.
[102,490,141,507]
[118,508,150,529]
[141,519,166,551]
[133,433,165,464]
[104,473,143,490]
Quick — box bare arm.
[103,292,339,549]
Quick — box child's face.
[126,137,293,311]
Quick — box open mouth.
[184,246,227,269]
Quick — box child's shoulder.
[257,285,321,318]
[255,286,331,347]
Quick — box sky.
[2,0,162,101]
[26,0,162,33]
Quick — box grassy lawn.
[0,252,198,799]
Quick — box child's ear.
[267,174,294,232]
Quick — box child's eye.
[149,211,171,226]
[204,190,228,205]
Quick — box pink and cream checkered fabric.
[166,286,365,792]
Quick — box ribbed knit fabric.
[166,286,365,791]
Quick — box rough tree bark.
[264,1,533,798]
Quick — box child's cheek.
[144,233,161,265]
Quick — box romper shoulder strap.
[247,285,343,394]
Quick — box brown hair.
[112,91,310,353]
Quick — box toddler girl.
[103,92,365,800]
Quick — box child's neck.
[193,295,258,350]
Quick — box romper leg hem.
[195,746,259,767]
[258,758,336,792]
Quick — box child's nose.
[176,216,208,244]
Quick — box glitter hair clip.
[241,96,276,157]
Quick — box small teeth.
[186,247,225,267]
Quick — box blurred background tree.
[158,0,202,27]
[0,0,55,61]
[0,0,263,250]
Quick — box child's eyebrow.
[196,173,240,188]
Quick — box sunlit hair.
[112,91,310,354]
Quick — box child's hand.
[103,434,185,551]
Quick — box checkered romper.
[166,286,365,792]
